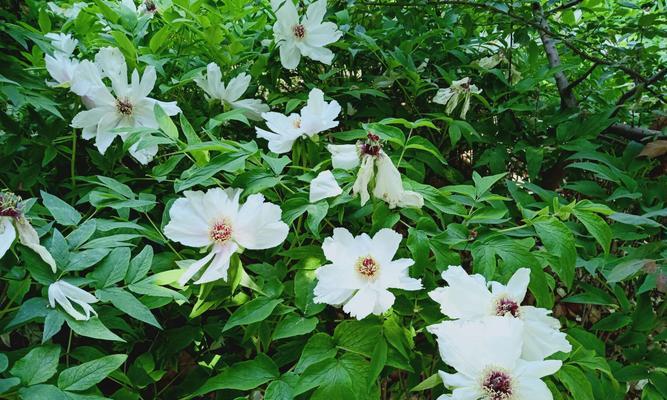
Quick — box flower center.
[210,221,233,243]
[144,0,156,12]
[292,24,306,39]
[355,256,379,279]
[482,370,513,400]
[0,191,22,219]
[495,297,520,317]
[116,98,133,116]
[360,132,382,156]
[293,116,302,129]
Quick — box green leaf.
[154,103,178,140]
[89,247,131,288]
[65,248,110,272]
[295,333,337,373]
[605,259,649,283]
[42,310,65,343]
[96,287,161,328]
[472,171,507,197]
[573,209,611,254]
[533,217,577,287]
[367,339,387,385]
[0,354,7,373]
[272,315,318,340]
[411,373,442,391]
[264,380,295,400]
[191,354,279,397]
[18,384,67,400]
[222,298,282,332]
[0,377,20,394]
[41,191,82,226]
[334,319,382,356]
[65,316,125,342]
[57,354,127,391]
[125,245,153,284]
[10,345,60,385]
[558,365,595,400]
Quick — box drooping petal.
[432,88,454,105]
[352,155,375,206]
[177,251,216,286]
[225,73,251,103]
[309,170,342,203]
[0,217,16,260]
[95,112,122,154]
[520,306,572,360]
[48,280,98,321]
[229,99,270,121]
[327,144,360,170]
[195,242,239,284]
[15,218,57,272]
[233,194,289,250]
[428,265,494,319]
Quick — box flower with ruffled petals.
[256,88,340,153]
[429,317,562,400]
[428,265,572,361]
[70,47,180,163]
[194,63,269,120]
[273,0,342,69]
[48,280,98,321]
[0,191,57,272]
[164,188,289,285]
[47,2,87,20]
[433,77,482,120]
[313,228,422,320]
[309,170,342,202]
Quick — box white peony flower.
[164,188,289,285]
[429,317,562,400]
[0,192,57,272]
[70,47,180,163]
[273,0,342,69]
[194,63,269,120]
[44,33,80,89]
[47,2,87,20]
[428,266,572,361]
[313,228,422,320]
[45,33,78,56]
[256,88,340,153]
[309,170,342,202]
[48,280,98,321]
[329,133,424,209]
[432,77,482,120]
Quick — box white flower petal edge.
[373,152,424,209]
[0,218,16,261]
[15,219,57,272]
[432,77,482,120]
[309,170,342,203]
[300,88,341,136]
[164,188,289,285]
[273,0,342,69]
[194,63,269,120]
[255,112,304,153]
[313,227,422,320]
[48,280,98,321]
[431,317,561,400]
[428,266,572,361]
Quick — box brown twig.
[565,62,600,92]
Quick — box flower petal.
[309,170,342,203]
[428,265,493,319]
[233,194,289,250]
[0,218,16,260]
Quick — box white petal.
[321,227,362,265]
[164,196,213,248]
[95,112,122,154]
[304,0,327,26]
[299,88,341,136]
[177,251,216,285]
[297,43,335,65]
[71,60,104,97]
[513,375,555,400]
[95,47,127,90]
[135,66,157,99]
[195,242,238,284]
[327,144,360,170]
[428,265,493,319]
[371,289,395,315]
[225,73,251,103]
[352,155,375,206]
[515,359,563,379]
[520,306,572,360]
[309,170,342,202]
[48,280,97,321]
[256,112,303,153]
[432,88,454,105]
[373,152,421,209]
[16,219,57,272]
[0,218,16,260]
[370,228,402,262]
[429,317,523,377]
[278,42,302,70]
[506,268,531,301]
[233,194,289,250]
[313,264,360,304]
[342,288,377,320]
[304,22,341,47]
[230,99,270,121]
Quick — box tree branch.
[606,123,663,141]
[614,67,667,109]
[547,0,583,16]
[565,62,599,92]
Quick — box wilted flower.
[48,280,98,321]
[328,133,424,209]
[309,170,342,202]
[70,47,180,163]
[273,0,342,69]
[429,317,563,400]
[428,265,572,361]
[256,88,340,153]
[164,188,289,285]
[433,77,482,120]
[194,63,269,120]
[0,191,57,272]
[47,2,87,20]
[313,228,422,320]
[477,34,522,84]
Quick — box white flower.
[309,170,342,202]
[44,33,80,89]
[48,280,98,321]
[164,188,289,285]
[194,63,269,120]
[120,0,155,16]
[0,192,57,272]
[373,152,424,209]
[327,144,360,170]
[273,0,342,69]
[70,47,180,163]
[433,77,482,120]
[46,33,78,56]
[256,88,340,153]
[329,134,424,209]
[313,228,422,320]
[428,266,572,361]
[429,317,562,400]
[47,2,87,20]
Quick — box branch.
[532,2,578,109]
[565,62,599,92]
[606,123,663,141]
[547,0,583,16]
[615,67,667,108]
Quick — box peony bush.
[0,0,665,399]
